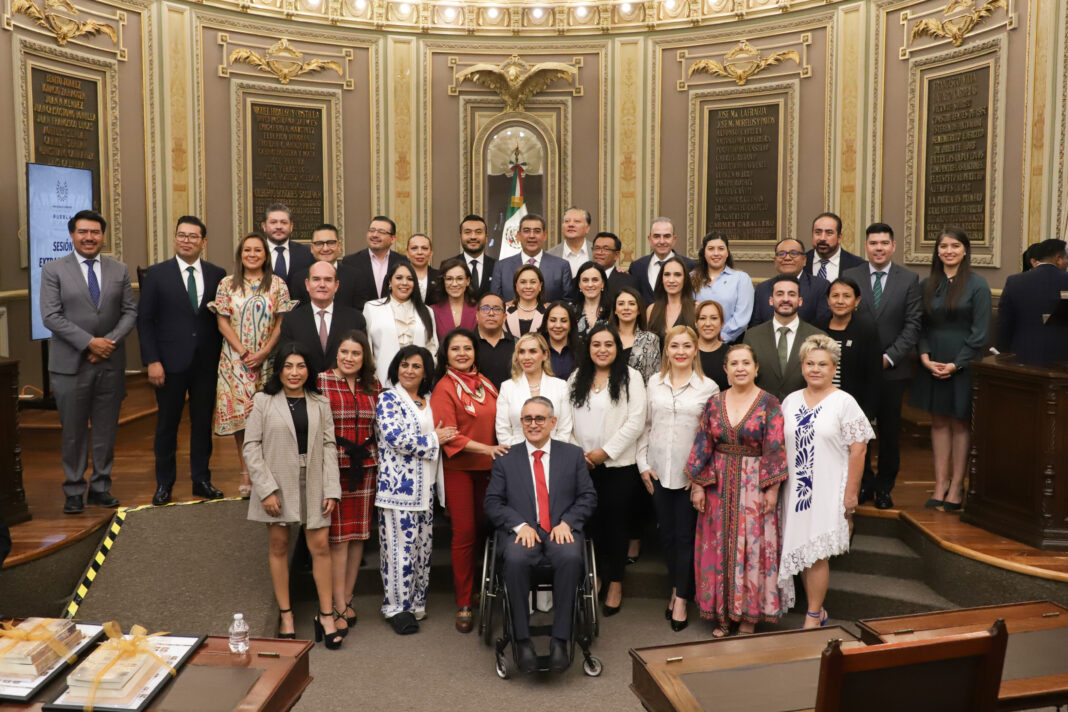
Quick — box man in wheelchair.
[484,396,597,673]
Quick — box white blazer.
[494,373,574,446]
[567,366,647,468]
[363,298,438,387]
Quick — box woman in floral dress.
[686,343,788,636]
[210,232,297,495]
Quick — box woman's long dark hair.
[265,342,321,395]
[387,344,434,397]
[691,232,734,290]
[570,322,630,407]
[331,329,378,394]
[608,286,648,331]
[233,232,275,296]
[431,257,477,306]
[384,262,435,343]
[433,328,479,382]
[648,255,696,337]
[571,261,608,318]
[923,226,972,315]
[539,301,583,355]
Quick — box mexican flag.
[499,161,527,260]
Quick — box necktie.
[528,257,537,266]
[654,260,665,289]
[777,326,790,372]
[186,266,198,310]
[818,259,829,281]
[873,271,884,309]
[470,259,479,289]
[274,245,287,281]
[318,309,329,352]
[532,450,550,532]
[85,258,100,307]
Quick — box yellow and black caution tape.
[63,497,245,619]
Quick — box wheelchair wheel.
[478,538,496,646]
[481,590,496,646]
[582,655,603,677]
[495,650,510,679]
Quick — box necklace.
[517,303,538,313]
[591,376,608,394]
[286,395,303,410]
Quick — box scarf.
[446,366,498,415]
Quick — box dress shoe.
[857,486,873,505]
[455,607,474,633]
[152,487,172,506]
[602,600,622,617]
[87,491,120,508]
[874,491,894,510]
[670,615,689,632]
[516,639,537,674]
[549,638,570,672]
[192,482,224,499]
[63,495,84,514]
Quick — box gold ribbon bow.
[0,619,76,665]
[82,621,175,712]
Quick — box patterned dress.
[778,389,875,608]
[685,390,788,626]
[318,371,380,543]
[209,275,296,435]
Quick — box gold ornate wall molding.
[13,36,123,260]
[1052,0,1068,243]
[677,36,809,89]
[901,0,1015,56]
[4,0,127,59]
[833,2,867,253]
[613,38,643,266]
[388,36,416,244]
[1018,0,1056,259]
[221,36,354,88]
[450,54,581,112]
[902,35,1005,267]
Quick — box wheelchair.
[477,531,603,678]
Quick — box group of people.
[41,200,1068,662]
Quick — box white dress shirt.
[646,250,678,290]
[811,248,842,282]
[637,371,719,489]
[514,438,552,532]
[773,315,801,359]
[78,254,102,289]
[521,250,544,268]
[561,242,591,277]
[271,240,291,276]
[313,301,334,335]
[175,255,204,307]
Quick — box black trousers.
[153,362,217,488]
[500,529,583,641]
[651,480,697,600]
[862,378,907,495]
[590,464,640,584]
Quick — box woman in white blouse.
[363,262,438,387]
[568,323,647,616]
[494,333,573,446]
[637,325,718,632]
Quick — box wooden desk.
[4,636,313,712]
[630,626,864,712]
[857,601,1068,711]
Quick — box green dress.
[909,272,991,420]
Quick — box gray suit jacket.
[40,252,137,375]
[743,319,826,401]
[547,239,593,265]
[842,263,922,381]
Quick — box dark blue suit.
[804,247,866,280]
[749,271,832,327]
[997,263,1068,366]
[484,440,597,641]
[491,252,575,303]
[275,240,315,296]
[137,257,225,487]
[627,253,697,306]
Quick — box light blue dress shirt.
[693,266,755,343]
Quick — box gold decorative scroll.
[11,0,116,47]
[453,54,578,113]
[910,0,1007,48]
[687,39,800,86]
[228,38,343,85]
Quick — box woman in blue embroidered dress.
[778,334,874,628]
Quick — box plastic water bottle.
[228,613,249,653]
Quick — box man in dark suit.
[997,238,1068,367]
[262,202,314,295]
[451,214,496,297]
[592,232,637,304]
[279,261,368,374]
[805,212,866,283]
[341,215,409,309]
[743,274,826,401]
[491,214,574,303]
[627,217,696,306]
[406,232,441,305]
[288,224,361,310]
[843,223,922,509]
[751,238,832,326]
[41,210,137,514]
[137,216,226,505]
[484,396,597,673]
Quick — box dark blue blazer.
[749,271,832,327]
[484,440,597,534]
[277,241,315,295]
[137,258,225,373]
[804,247,866,277]
[491,252,575,303]
[997,263,1068,366]
[627,253,697,306]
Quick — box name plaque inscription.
[249,102,325,240]
[923,66,990,243]
[705,103,780,241]
[30,67,102,212]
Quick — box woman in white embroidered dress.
[778,334,874,628]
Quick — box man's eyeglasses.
[175,232,202,242]
[521,415,549,425]
[775,250,804,258]
[368,228,393,236]
[311,239,339,248]
[478,305,504,314]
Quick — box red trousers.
[444,468,490,607]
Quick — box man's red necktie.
[532,450,550,532]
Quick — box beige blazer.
[243,390,341,528]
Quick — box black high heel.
[313,611,344,649]
[277,608,296,639]
[332,608,349,638]
[342,596,357,627]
